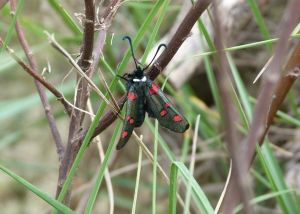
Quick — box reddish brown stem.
[212,1,253,213]
[0,38,72,116]
[56,0,95,204]
[9,0,66,161]
[222,0,300,211]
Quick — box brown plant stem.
[257,41,300,145]
[0,0,8,9]
[55,0,123,204]
[0,38,72,116]
[9,0,65,161]
[56,0,95,204]
[211,1,253,213]
[222,0,300,212]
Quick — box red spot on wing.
[127,116,135,124]
[149,82,159,95]
[160,109,167,117]
[173,114,182,122]
[128,92,137,101]
[121,131,128,139]
[165,103,171,108]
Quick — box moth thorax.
[133,76,147,82]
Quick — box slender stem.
[9,0,66,161]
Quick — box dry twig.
[222,0,300,211]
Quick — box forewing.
[145,80,189,133]
[133,83,146,127]
[117,86,139,150]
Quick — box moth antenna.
[117,74,129,82]
[143,44,167,71]
[123,36,139,69]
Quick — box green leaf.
[0,165,75,214]
[169,161,214,214]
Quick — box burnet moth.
[116,36,189,149]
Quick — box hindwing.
[144,80,189,132]
[117,85,143,150]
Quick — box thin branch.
[244,0,300,166]
[46,33,119,114]
[251,41,300,148]
[78,0,95,71]
[0,0,8,9]
[0,37,72,116]
[211,1,253,213]
[9,0,65,161]
[55,0,123,204]
[223,0,300,211]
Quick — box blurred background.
[1,0,299,213]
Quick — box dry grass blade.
[46,32,120,115]
[0,37,72,115]
[214,160,232,214]
[244,0,300,167]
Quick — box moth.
[117,36,189,149]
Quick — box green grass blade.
[131,146,143,214]
[247,0,272,51]
[184,115,200,214]
[169,161,214,214]
[203,55,222,115]
[0,0,24,54]
[54,98,111,212]
[145,119,175,161]
[168,163,179,214]
[234,189,296,213]
[84,121,122,213]
[47,0,82,35]
[226,53,252,124]
[141,0,170,64]
[0,165,75,214]
[152,120,159,214]
[115,0,165,76]
[257,142,299,214]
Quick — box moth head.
[134,67,144,79]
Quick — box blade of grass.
[203,55,222,117]
[152,120,159,214]
[227,49,300,213]
[246,0,272,51]
[169,161,214,214]
[84,121,122,213]
[184,115,200,214]
[0,165,75,214]
[145,119,175,161]
[233,189,296,213]
[169,163,178,214]
[228,54,300,213]
[47,0,82,35]
[140,0,170,64]
[131,145,143,214]
[54,97,114,212]
[0,0,24,54]
[257,142,299,214]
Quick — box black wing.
[144,80,189,133]
[117,85,141,150]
